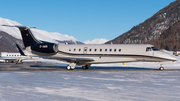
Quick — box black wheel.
[82,65,88,69]
[67,65,71,70]
[159,67,164,70]
[67,65,75,70]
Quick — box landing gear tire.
[67,65,71,70]
[82,65,89,70]
[66,64,75,70]
[159,64,164,71]
[159,67,164,71]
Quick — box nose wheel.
[82,66,88,69]
[159,67,164,70]
[159,64,164,70]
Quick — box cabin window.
[114,49,116,52]
[9,55,11,56]
[17,55,19,56]
[146,47,152,51]
[15,55,16,56]
[151,47,159,51]
[89,49,92,51]
[100,49,102,52]
[95,49,97,51]
[74,48,76,51]
[79,49,81,51]
[119,49,121,52]
[110,49,112,52]
[105,49,107,52]
[84,49,87,51]
[7,55,8,56]
[69,49,71,51]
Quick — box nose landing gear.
[159,64,164,70]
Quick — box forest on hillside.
[146,20,180,51]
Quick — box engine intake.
[31,43,58,53]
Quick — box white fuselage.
[0,52,38,63]
[0,52,25,62]
[28,44,177,66]
[0,52,25,58]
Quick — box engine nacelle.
[31,43,58,53]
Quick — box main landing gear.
[66,64,91,70]
[82,65,90,70]
[66,63,75,70]
[159,64,164,71]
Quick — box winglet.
[16,44,26,56]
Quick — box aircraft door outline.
[83,47,88,54]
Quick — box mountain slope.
[146,20,180,51]
[0,31,23,52]
[106,0,180,45]
[0,17,84,52]
[84,38,109,44]
[0,17,83,44]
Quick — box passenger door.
[83,47,88,54]
[146,47,154,56]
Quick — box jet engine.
[31,43,58,53]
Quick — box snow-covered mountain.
[0,17,83,44]
[84,38,109,44]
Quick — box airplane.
[0,52,34,63]
[0,52,23,63]
[2,25,178,70]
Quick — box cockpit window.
[151,46,159,51]
[146,46,160,51]
[146,47,152,51]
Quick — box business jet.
[0,52,33,63]
[2,25,177,70]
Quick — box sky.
[0,0,176,42]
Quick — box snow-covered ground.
[0,55,179,100]
[0,69,180,101]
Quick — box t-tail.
[2,25,40,48]
[2,25,58,54]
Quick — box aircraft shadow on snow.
[0,63,158,71]
[29,64,157,70]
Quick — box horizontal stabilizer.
[1,25,36,29]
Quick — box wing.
[31,55,94,63]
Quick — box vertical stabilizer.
[2,25,41,48]
[18,26,41,47]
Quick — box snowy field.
[0,70,180,101]
[0,54,180,100]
